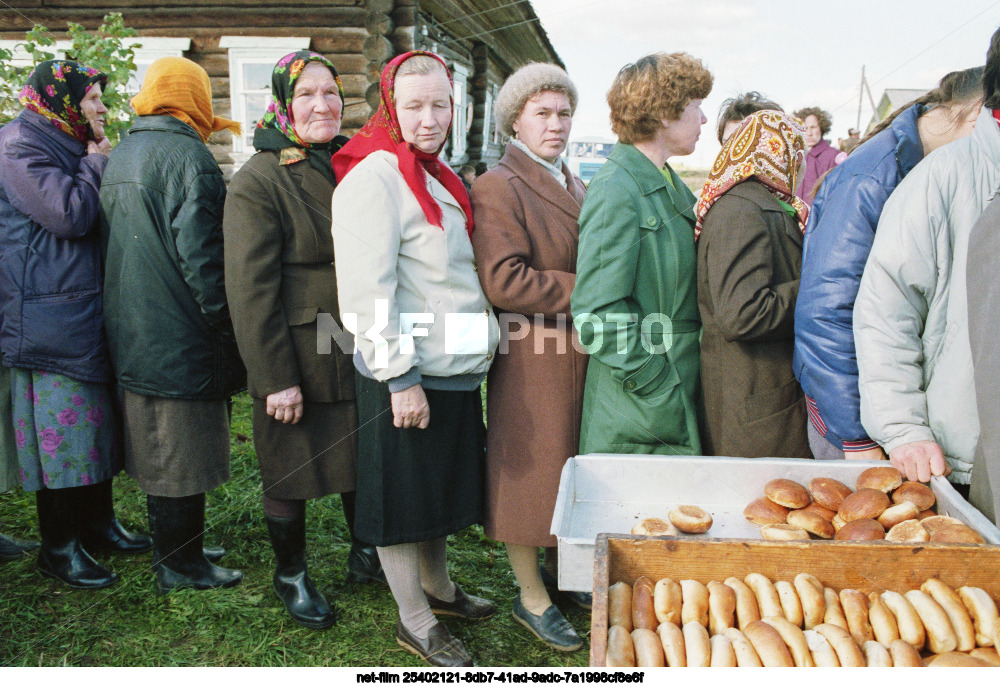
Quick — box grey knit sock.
[377,543,437,639]
[418,536,456,601]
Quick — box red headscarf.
[332,51,474,237]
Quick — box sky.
[529,0,1000,168]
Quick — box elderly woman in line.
[224,51,382,630]
[331,51,500,667]
[0,60,152,588]
[694,110,811,458]
[470,64,587,652]
[571,52,712,457]
[715,91,783,145]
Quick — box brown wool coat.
[697,179,811,459]
[470,144,588,547]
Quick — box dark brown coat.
[696,179,811,459]
[470,144,587,547]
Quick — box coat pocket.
[21,291,101,361]
[742,377,804,424]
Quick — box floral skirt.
[10,368,122,491]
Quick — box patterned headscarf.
[19,60,108,143]
[695,110,809,240]
[332,51,474,238]
[253,51,346,183]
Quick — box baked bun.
[917,508,937,520]
[840,588,874,646]
[653,577,682,625]
[762,615,813,667]
[722,627,762,667]
[656,621,686,667]
[881,591,925,652]
[892,481,936,511]
[904,589,959,654]
[709,633,737,667]
[926,651,993,667]
[834,518,885,541]
[764,478,811,509]
[814,623,864,667]
[632,576,657,631]
[799,501,837,521]
[803,629,840,667]
[761,523,810,541]
[810,477,853,511]
[862,640,892,667]
[930,523,985,544]
[867,591,901,646]
[838,488,891,522]
[744,572,784,621]
[743,620,795,667]
[794,573,826,630]
[631,517,678,537]
[774,580,804,627]
[970,647,1000,666]
[668,505,713,534]
[824,587,849,630]
[743,497,789,525]
[707,580,736,635]
[680,579,710,627]
[682,621,711,667]
[885,518,929,542]
[856,465,903,493]
[921,515,964,535]
[831,512,847,532]
[608,581,633,631]
[630,628,664,667]
[724,577,761,631]
[957,587,999,647]
[786,509,835,539]
[921,578,976,652]
[606,624,636,667]
[888,638,923,667]
[877,501,921,530]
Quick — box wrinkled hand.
[391,384,430,429]
[266,385,304,424]
[889,440,950,482]
[87,137,112,157]
[845,446,888,461]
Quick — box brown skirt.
[121,391,231,497]
[252,398,357,500]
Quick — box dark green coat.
[99,115,245,400]
[571,143,702,455]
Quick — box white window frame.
[0,40,73,67]
[483,83,499,154]
[123,37,190,94]
[449,63,471,164]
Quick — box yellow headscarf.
[131,56,241,143]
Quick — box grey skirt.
[121,390,231,497]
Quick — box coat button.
[646,217,657,227]
[626,380,636,389]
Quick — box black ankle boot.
[341,491,385,584]
[147,493,242,593]
[0,531,40,561]
[78,479,153,554]
[35,488,118,589]
[266,514,336,629]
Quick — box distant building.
[866,88,928,133]
[565,136,615,185]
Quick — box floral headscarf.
[695,110,809,240]
[253,51,346,183]
[18,60,108,143]
[331,51,474,238]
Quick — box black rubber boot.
[0,531,39,561]
[78,479,153,554]
[266,514,336,629]
[147,493,242,594]
[35,488,118,589]
[341,491,385,584]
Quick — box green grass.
[0,392,591,667]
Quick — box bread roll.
[745,572,784,621]
[631,576,657,631]
[970,647,1000,666]
[682,621,711,667]
[786,509,835,539]
[921,578,976,651]
[904,589,958,654]
[840,589,875,646]
[774,580,804,627]
[892,481,936,511]
[668,505,713,534]
[824,587,849,630]
[810,477,853,510]
[653,577,682,625]
[885,518,929,542]
[656,621,686,667]
[608,581,633,631]
[867,591,900,646]
[709,633,737,667]
[760,523,811,541]
[631,628,665,667]
[856,465,903,493]
[803,629,840,667]
[834,518,885,541]
[926,651,993,667]
[723,627,762,667]
[958,586,1000,646]
[724,577,761,631]
[631,517,678,537]
[764,478,811,509]
[930,523,986,544]
[881,590,925,651]
[917,508,936,520]
[743,497,789,525]
[839,488,891,522]
[993,616,1000,651]
[920,515,964,535]
[743,620,795,667]
[799,501,838,521]
[831,512,847,532]
[762,615,814,667]
[707,580,736,635]
[862,639,893,667]
[814,622,865,667]
[794,573,826,630]
[888,638,923,667]
[878,501,921,530]
[606,624,636,667]
[680,579,709,627]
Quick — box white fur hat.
[494,63,578,138]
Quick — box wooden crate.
[589,534,1000,667]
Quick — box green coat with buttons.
[571,143,703,455]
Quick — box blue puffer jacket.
[793,104,925,451]
[0,109,111,383]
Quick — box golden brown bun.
[630,628,664,667]
[794,573,826,630]
[855,465,902,492]
[682,621,711,667]
[862,639,893,667]
[885,518,929,542]
[786,509,836,539]
[958,587,999,647]
[744,619,795,667]
[631,517,678,537]
[970,647,1000,666]
[764,478,811,509]
[831,512,847,532]
[878,501,921,530]
[745,572,784,621]
[707,580,736,635]
[810,477,853,510]
[930,523,986,544]
[799,501,838,521]
[656,621,686,667]
[838,488,891,522]
[867,591,901,646]
[653,577,682,625]
[761,523,811,541]
[668,505,713,534]
[881,591,925,651]
[834,518,886,541]
[632,576,657,631]
[814,623,865,667]
[775,580,804,627]
[680,579,709,627]
[926,651,993,667]
[608,581,633,631]
[724,577,761,631]
[917,508,937,520]
[905,589,959,654]
[824,587,849,630]
[920,515,964,535]
[840,588,875,646]
[723,627,762,667]
[606,624,636,667]
[892,481,936,511]
[888,638,923,666]
[803,629,840,666]
[921,578,976,651]
[743,497,789,525]
[762,615,814,667]
[709,633,737,667]
[993,616,1000,651]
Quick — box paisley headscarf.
[331,51,474,237]
[695,110,809,240]
[253,51,346,183]
[18,60,107,143]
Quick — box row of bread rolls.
[605,572,1000,667]
[630,505,713,536]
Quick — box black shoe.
[35,488,118,589]
[203,545,226,562]
[78,480,153,554]
[0,531,39,561]
[395,619,473,667]
[540,566,592,610]
[346,543,386,584]
[266,514,336,629]
[425,584,495,620]
[148,494,242,594]
[512,596,583,651]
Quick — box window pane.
[126,63,150,93]
[243,62,273,91]
[244,92,270,125]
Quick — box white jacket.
[854,108,1000,482]
[331,150,499,391]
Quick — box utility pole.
[857,66,865,132]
